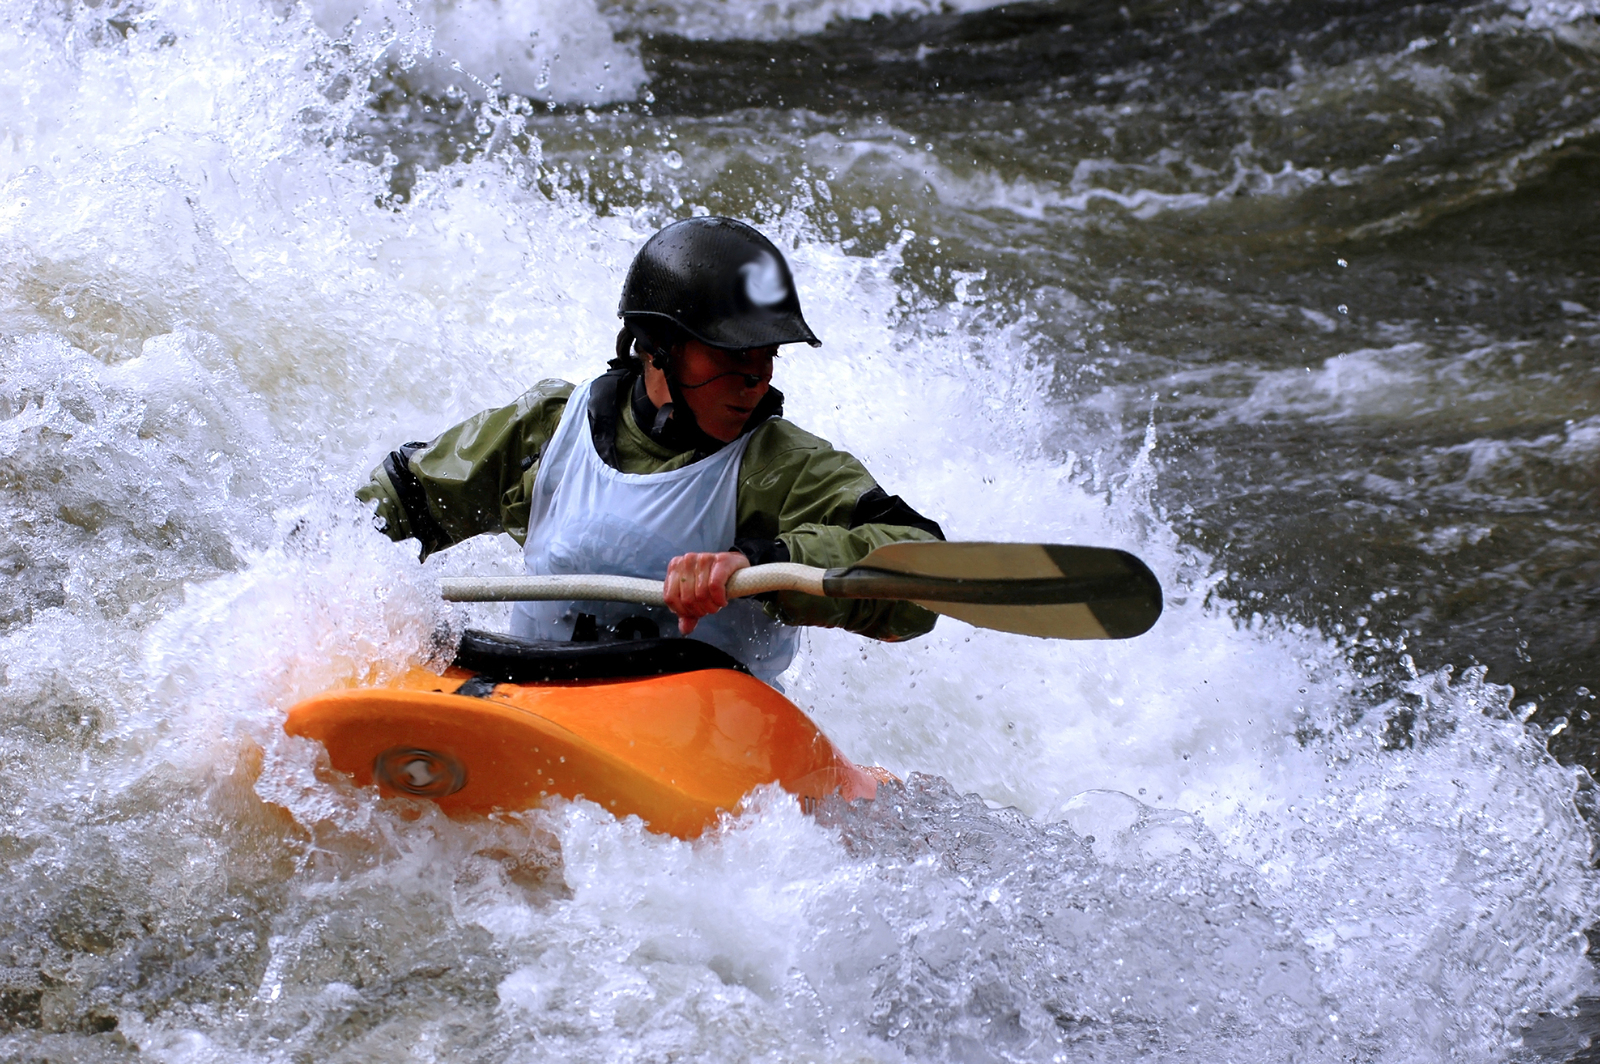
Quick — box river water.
[3,0,1600,1060]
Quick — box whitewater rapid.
[2,1,1598,1061]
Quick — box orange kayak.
[284,630,883,838]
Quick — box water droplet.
[1337,258,1348,267]
[663,150,683,170]
[1336,304,1348,314]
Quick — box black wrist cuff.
[732,537,790,566]
[383,442,451,561]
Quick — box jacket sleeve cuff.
[356,470,411,542]
[732,537,790,566]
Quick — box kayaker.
[358,217,945,685]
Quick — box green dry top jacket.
[358,363,945,641]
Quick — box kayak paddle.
[438,541,1162,640]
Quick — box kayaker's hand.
[664,551,750,635]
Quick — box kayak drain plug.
[375,747,467,798]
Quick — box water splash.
[1,2,1596,1062]
[309,0,648,104]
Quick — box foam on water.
[598,0,1017,42]
[2,1,1598,1061]
[1512,0,1600,29]
[782,131,1327,223]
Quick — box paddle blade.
[821,542,1163,640]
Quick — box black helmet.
[618,217,821,351]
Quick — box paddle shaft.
[438,563,1152,607]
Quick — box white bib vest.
[510,378,799,686]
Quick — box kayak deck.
[284,640,883,838]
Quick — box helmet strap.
[661,363,703,438]
[624,329,707,440]
[677,370,767,389]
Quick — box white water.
[2,2,1597,1061]
[595,0,1019,42]
[309,0,648,104]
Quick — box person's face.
[674,339,777,442]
